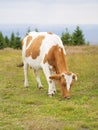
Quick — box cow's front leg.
[41,63,56,96]
[48,80,56,97]
[24,62,29,87]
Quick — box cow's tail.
[17,62,24,67]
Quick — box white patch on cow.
[25,55,41,70]
[63,73,73,91]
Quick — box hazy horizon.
[0,23,98,44]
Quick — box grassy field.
[0,46,98,130]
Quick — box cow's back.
[22,32,65,69]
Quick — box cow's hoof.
[37,84,43,89]
[24,86,29,88]
[48,93,54,97]
[64,96,71,100]
[39,86,43,89]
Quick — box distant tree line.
[61,26,87,45]
[0,31,22,49]
[0,26,87,49]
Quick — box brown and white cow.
[22,32,77,99]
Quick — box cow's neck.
[54,47,68,74]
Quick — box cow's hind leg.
[34,69,43,89]
[24,62,29,87]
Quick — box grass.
[0,46,98,130]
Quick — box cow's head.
[49,72,77,99]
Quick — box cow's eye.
[61,74,65,78]
[72,75,75,80]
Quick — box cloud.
[0,0,98,24]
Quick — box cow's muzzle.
[64,96,71,99]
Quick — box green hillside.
[0,46,98,130]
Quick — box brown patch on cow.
[65,71,72,75]
[21,35,32,47]
[26,36,32,47]
[44,45,57,72]
[44,45,68,73]
[60,85,70,98]
[26,35,45,59]
[47,32,53,35]
[56,75,70,98]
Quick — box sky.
[0,0,98,25]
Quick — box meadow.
[0,46,98,130]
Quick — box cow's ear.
[72,73,78,81]
[49,74,61,80]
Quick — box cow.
[22,32,77,99]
